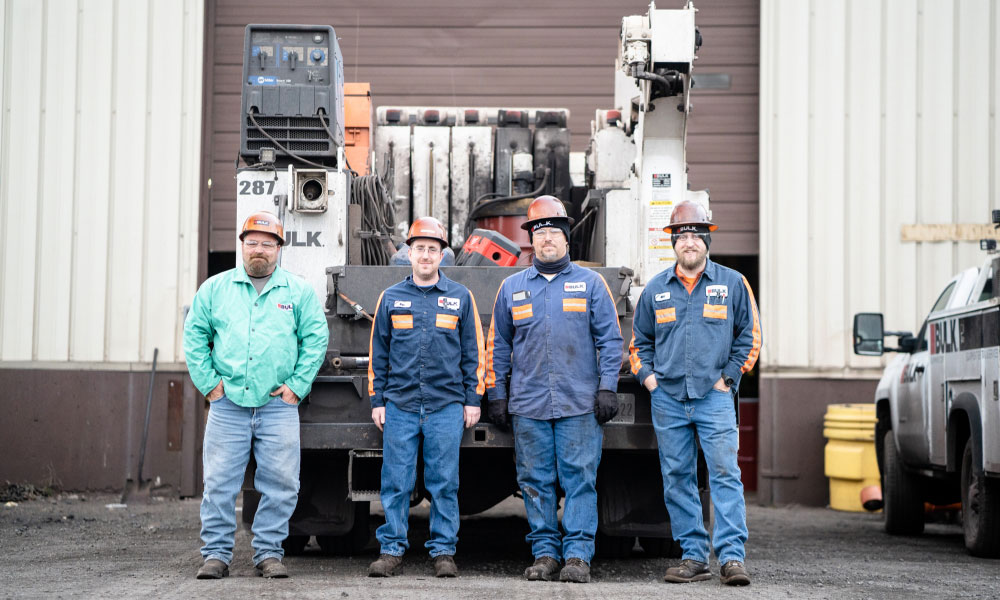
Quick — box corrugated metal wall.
[759,0,1000,374]
[205,0,759,254]
[0,0,204,365]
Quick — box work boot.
[559,558,591,583]
[255,557,288,578]
[523,556,560,581]
[720,560,751,586]
[368,553,404,577]
[663,559,711,583]
[433,554,459,577]
[195,558,229,579]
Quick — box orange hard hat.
[406,216,449,248]
[663,201,717,233]
[520,195,574,231]
[240,210,285,245]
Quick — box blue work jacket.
[486,262,624,420]
[629,258,762,400]
[368,272,485,412]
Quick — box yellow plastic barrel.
[823,404,880,512]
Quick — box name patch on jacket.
[706,285,728,299]
[393,300,412,308]
[512,290,530,302]
[654,292,670,302]
[564,282,587,293]
[277,303,294,311]
[437,296,461,310]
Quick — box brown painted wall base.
[757,375,878,507]
[0,368,204,496]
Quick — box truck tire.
[882,430,924,535]
[282,535,309,555]
[639,536,682,558]
[961,439,1000,557]
[595,531,635,558]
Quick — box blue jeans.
[650,386,747,563]
[200,395,300,565]
[377,401,464,557]
[512,413,603,563]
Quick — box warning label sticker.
[648,173,676,263]
[652,173,672,188]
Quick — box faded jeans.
[512,413,603,563]
[651,386,747,564]
[376,401,464,557]
[199,395,300,565]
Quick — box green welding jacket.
[183,264,329,407]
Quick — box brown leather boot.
[433,554,459,577]
[368,553,404,577]
[255,557,288,578]
[195,558,229,579]
[720,560,751,586]
[559,558,591,583]
[523,556,560,581]
[663,559,711,583]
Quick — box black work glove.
[488,397,510,431]
[594,389,619,425]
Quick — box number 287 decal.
[239,179,277,195]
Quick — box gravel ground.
[1,492,998,599]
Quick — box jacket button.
[245,386,249,390]
[254,302,258,307]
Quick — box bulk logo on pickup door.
[929,311,999,354]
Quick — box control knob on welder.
[311,49,325,63]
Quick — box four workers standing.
[184,198,761,585]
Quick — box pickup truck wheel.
[961,439,1000,557]
[882,430,924,535]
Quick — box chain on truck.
[234,3,715,557]
[853,212,1000,558]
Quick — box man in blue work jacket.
[367,216,486,579]
[184,211,329,580]
[486,195,624,584]
[629,201,762,587]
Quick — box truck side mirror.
[853,313,885,356]
[897,334,919,354]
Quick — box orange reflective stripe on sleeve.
[628,330,643,375]
[484,287,502,388]
[598,275,623,338]
[468,293,487,395]
[367,291,385,397]
[740,276,762,373]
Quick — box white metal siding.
[0,0,204,365]
[760,0,1000,374]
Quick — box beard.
[246,256,273,277]
[677,248,707,272]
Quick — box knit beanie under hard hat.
[527,218,571,243]
[671,224,712,250]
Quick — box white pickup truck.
[853,242,1000,558]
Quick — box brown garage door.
[200,0,758,256]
